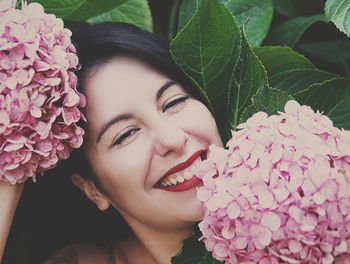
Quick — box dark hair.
[68,22,204,182]
[72,22,202,100]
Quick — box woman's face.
[83,56,222,231]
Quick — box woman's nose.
[151,117,189,156]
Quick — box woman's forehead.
[85,57,168,99]
[82,57,174,138]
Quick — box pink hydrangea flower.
[196,100,350,264]
[0,1,86,184]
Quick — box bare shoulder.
[41,242,114,264]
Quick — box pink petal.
[197,187,212,202]
[321,254,334,264]
[4,143,24,151]
[63,90,80,107]
[289,206,304,223]
[258,191,274,209]
[284,100,300,116]
[0,110,10,125]
[213,191,232,209]
[272,188,289,203]
[221,224,235,240]
[235,236,248,249]
[246,112,268,128]
[35,121,50,138]
[36,140,52,153]
[313,192,325,205]
[62,107,80,125]
[288,240,302,253]
[302,179,316,196]
[227,202,240,219]
[261,212,281,231]
[30,105,42,118]
[250,225,272,246]
[301,213,317,231]
[213,242,229,258]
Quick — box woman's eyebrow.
[156,80,177,100]
[96,80,176,145]
[96,113,133,144]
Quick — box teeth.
[165,179,172,185]
[177,175,185,183]
[170,178,177,185]
[184,171,192,180]
[190,166,197,175]
[158,154,204,188]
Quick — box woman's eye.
[113,128,140,146]
[162,96,189,113]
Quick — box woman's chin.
[184,197,205,222]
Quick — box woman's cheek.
[106,133,151,185]
[185,101,222,146]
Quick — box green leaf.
[86,0,152,32]
[251,81,294,115]
[171,227,222,264]
[325,0,350,37]
[254,46,315,79]
[65,0,127,21]
[298,40,350,77]
[171,0,268,143]
[177,0,198,32]
[226,32,268,136]
[328,88,350,130]
[273,0,294,17]
[176,0,273,47]
[273,0,329,17]
[25,0,85,18]
[221,31,267,142]
[240,104,258,123]
[221,0,274,47]
[264,14,326,48]
[270,69,338,95]
[170,0,241,140]
[169,0,183,40]
[240,82,294,125]
[294,78,350,129]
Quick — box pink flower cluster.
[0,1,85,184]
[196,100,350,264]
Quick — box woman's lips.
[155,150,206,192]
[160,175,202,192]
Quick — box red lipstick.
[161,175,202,192]
[156,150,206,192]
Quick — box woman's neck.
[115,219,195,264]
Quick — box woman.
[1,22,349,264]
[1,22,223,263]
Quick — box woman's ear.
[70,173,110,211]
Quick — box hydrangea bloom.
[196,100,350,264]
[0,1,85,184]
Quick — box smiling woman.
[0,9,349,264]
[33,22,222,263]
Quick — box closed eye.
[113,128,140,146]
[162,96,189,113]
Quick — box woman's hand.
[335,253,350,264]
[0,181,24,261]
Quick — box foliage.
[174,0,273,47]
[325,0,350,37]
[171,226,222,264]
[169,0,350,262]
[23,0,153,31]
